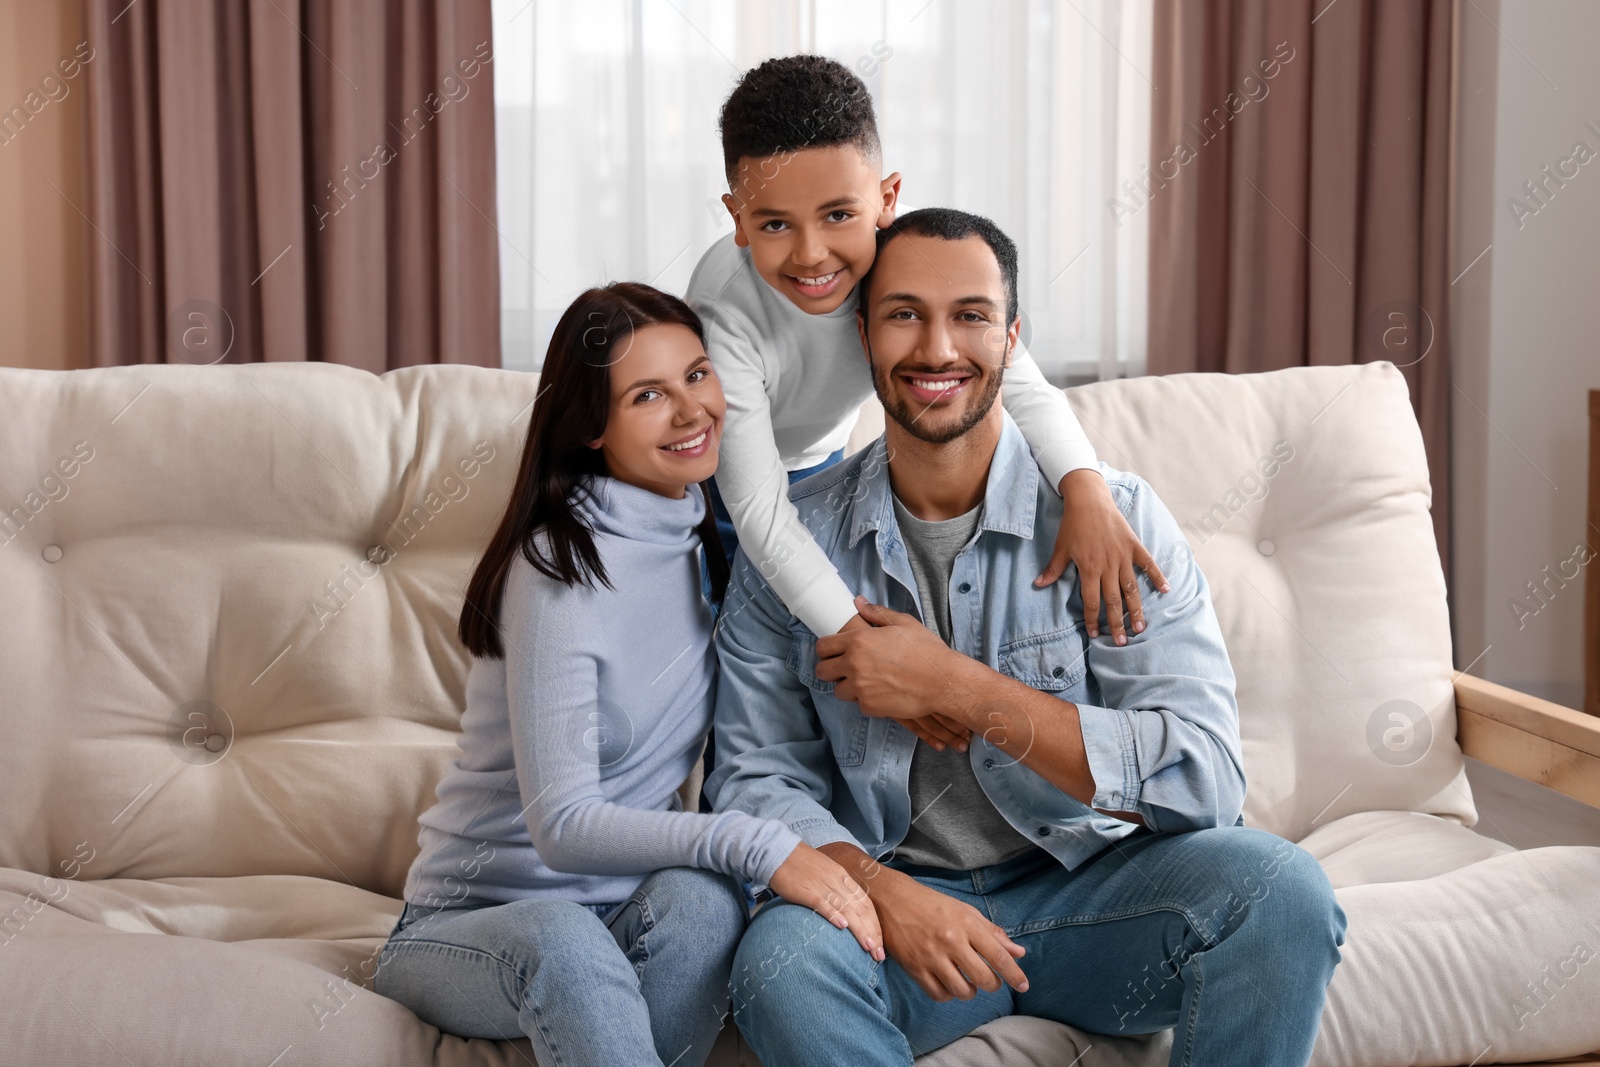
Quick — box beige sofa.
[1,359,1597,1067]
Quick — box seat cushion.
[1297,809,1517,889]
[0,868,399,942]
[1314,844,1600,1066]
[10,839,1598,1067]
[0,873,531,1066]
[915,1016,1170,1067]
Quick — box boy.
[687,55,1166,750]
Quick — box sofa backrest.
[0,360,1470,898]
[1061,362,1471,840]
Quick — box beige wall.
[1452,0,1600,708]
[0,0,88,370]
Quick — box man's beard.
[869,341,1007,445]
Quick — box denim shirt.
[705,408,1247,887]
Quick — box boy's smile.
[722,144,901,315]
[789,268,845,300]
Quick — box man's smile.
[900,370,975,404]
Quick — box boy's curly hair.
[718,54,881,184]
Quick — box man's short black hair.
[859,207,1020,327]
[719,54,881,185]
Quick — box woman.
[373,283,882,1067]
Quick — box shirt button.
[983,759,995,770]
[1052,665,1066,678]
[1037,826,1051,836]
[958,582,972,593]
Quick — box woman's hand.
[1036,469,1168,645]
[767,842,886,961]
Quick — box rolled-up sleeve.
[1073,471,1248,834]
[704,551,864,892]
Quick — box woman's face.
[586,322,725,498]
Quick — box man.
[705,207,1347,1066]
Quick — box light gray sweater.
[402,473,803,909]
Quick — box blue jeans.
[372,866,747,1067]
[730,826,1347,1067]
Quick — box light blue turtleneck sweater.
[402,472,804,910]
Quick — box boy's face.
[856,233,1017,444]
[722,144,901,315]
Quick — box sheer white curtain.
[491,0,1150,382]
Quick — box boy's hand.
[897,713,971,752]
[1036,469,1169,646]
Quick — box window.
[491,0,1151,382]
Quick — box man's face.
[722,144,899,315]
[857,233,1019,443]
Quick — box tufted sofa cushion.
[1064,364,1474,840]
[0,363,521,895]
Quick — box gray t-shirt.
[889,492,1041,870]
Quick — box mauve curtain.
[1147,0,1454,579]
[83,0,500,371]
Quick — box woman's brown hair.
[458,282,730,659]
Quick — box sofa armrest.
[1455,674,1600,810]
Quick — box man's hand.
[817,842,1028,1001]
[878,875,1030,1001]
[818,597,975,745]
[1035,469,1169,646]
